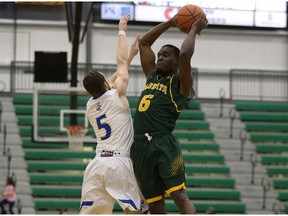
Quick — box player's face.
[156,47,178,75]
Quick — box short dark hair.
[162,44,180,59]
[83,70,106,96]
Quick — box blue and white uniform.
[80,89,143,214]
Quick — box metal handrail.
[17,198,22,214]
[261,176,271,209]
[7,147,12,178]
[249,152,258,184]
[0,101,2,133]
[239,129,248,160]
[3,124,7,155]
[272,202,283,214]
[219,88,226,117]
[229,108,236,138]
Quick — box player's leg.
[171,189,196,214]
[148,199,166,214]
[106,157,143,213]
[158,134,195,213]
[80,158,115,214]
[131,137,168,214]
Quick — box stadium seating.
[13,93,245,214]
[235,101,288,213]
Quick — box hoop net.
[65,125,88,149]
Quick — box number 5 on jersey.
[96,114,111,140]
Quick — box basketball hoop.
[65,125,88,149]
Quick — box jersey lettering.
[144,82,167,94]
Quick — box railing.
[10,61,199,97]
[230,69,288,101]
[9,61,288,101]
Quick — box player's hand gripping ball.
[173,4,204,34]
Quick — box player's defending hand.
[128,34,140,64]
[119,14,131,32]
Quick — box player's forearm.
[180,29,197,59]
[139,18,175,47]
[117,34,128,67]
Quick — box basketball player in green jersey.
[130,13,208,214]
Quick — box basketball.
[173,4,203,34]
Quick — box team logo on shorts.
[79,200,94,213]
[118,199,138,211]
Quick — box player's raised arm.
[113,14,130,99]
[138,18,175,78]
[178,13,208,97]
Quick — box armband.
[118,30,126,36]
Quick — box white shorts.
[79,153,144,214]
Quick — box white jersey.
[81,89,148,214]
[86,89,133,154]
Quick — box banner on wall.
[100,0,288,30]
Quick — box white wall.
[0,19,287,98]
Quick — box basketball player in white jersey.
[80,14,146,214]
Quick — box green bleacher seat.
[267,167,288,176]
[235,101,288,112]
[272,178,288,189]
[185,165,230,175]
[22,138,95,149]
[127,97,139,108]
[32,186,81,197]
[25,149,95,160]
[250,133,288,142]
[30,173,83,185]
[183,154,224,164]
[185,100,201,110]
[27,161,87,171]
[186,189,240,200]
[278,191,288,201]
[256,144,288,153]
[34,198,80,211]
[13,93,88,106]
[163,200,246,213]
[175,120,209,130]
[285,204,288,213]
[239,112,288,122]
[17,116,86,126]
[261,155,288,165]
[180,142,219,151]
[245,122,288,132]
[186,177,235,188]
[173,131,214,140]
[19,126,95,137]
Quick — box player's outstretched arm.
[112,14,129,94]
[178,13,208,97]
[138,18,175,78]
[127,34,140,67]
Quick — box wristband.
[118,30,126,36]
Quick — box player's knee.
[148,200,166,214]
[124,208,142,214]
[171,188,189,201]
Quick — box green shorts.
[130,131,186,204]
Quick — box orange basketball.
[173,4,203,34]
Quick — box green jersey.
[134,71,192,135]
